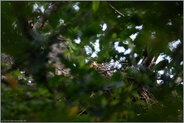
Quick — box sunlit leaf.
[68,106,79,116]
[92,1,100,13]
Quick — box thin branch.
[78,108,87,116]
[109,4,124,17]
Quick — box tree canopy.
[1,1,183,122]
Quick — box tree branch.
[33,2,64,30]
[109,4,124,17]
[12,2,64,42]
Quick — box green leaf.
[92,1,100,13]
[13,70,23,78]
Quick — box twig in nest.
[78,108,87,116]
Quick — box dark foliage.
[1,1,183,122]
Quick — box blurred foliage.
[1,1,183,122]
